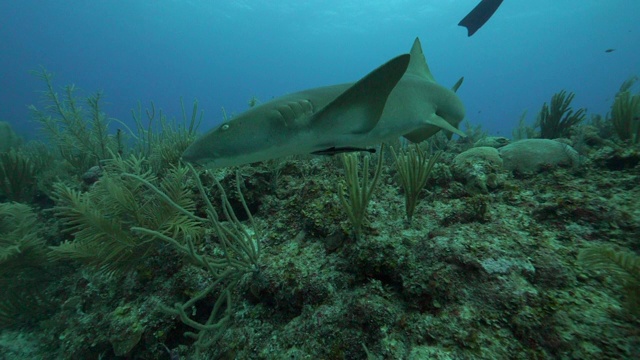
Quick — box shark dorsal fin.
[407,37,435,81]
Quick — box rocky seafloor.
[1,131,639,360]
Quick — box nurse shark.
[182,38,466,168]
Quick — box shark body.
[182,38,466,168]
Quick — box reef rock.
[452,146,503,194]
[474,136,510,148]
[499,139,579,174]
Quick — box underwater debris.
[458,0,504,36]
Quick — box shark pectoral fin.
[451,77,464,92]
[427,114,467,137]
[311,54,410,135]
[403,114,466,142]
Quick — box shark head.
[441,90,466,128]
[429,81,466,133]
[181,106,283,168]
[435,77,466,128]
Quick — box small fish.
[605,49,615,53]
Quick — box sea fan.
[578,245,640,315]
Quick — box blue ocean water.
[1,0,638,139]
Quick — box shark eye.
[221,124,230,131]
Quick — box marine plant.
[130,99,202,174]
[29,67,118,174]
[587,113,614,140]
[538,90,586,139]
[50,154,202,277]
[0,202,53,328]
[578,245,640,315]
[617,75,639,94]
[512,110,538,140]
[338,145,385,241]
[0,121,22,152]
[424,131,452,153]
[50,148,261,353]
[124,164,260,353]
[610,90,640,145]
[391,145,441,225]
[461,120,487,147]
[0,149,41,202]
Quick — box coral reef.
[452,146,503,194]
[1,78,639,360]
[16,133,636,359]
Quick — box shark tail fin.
[311,54,410,135]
